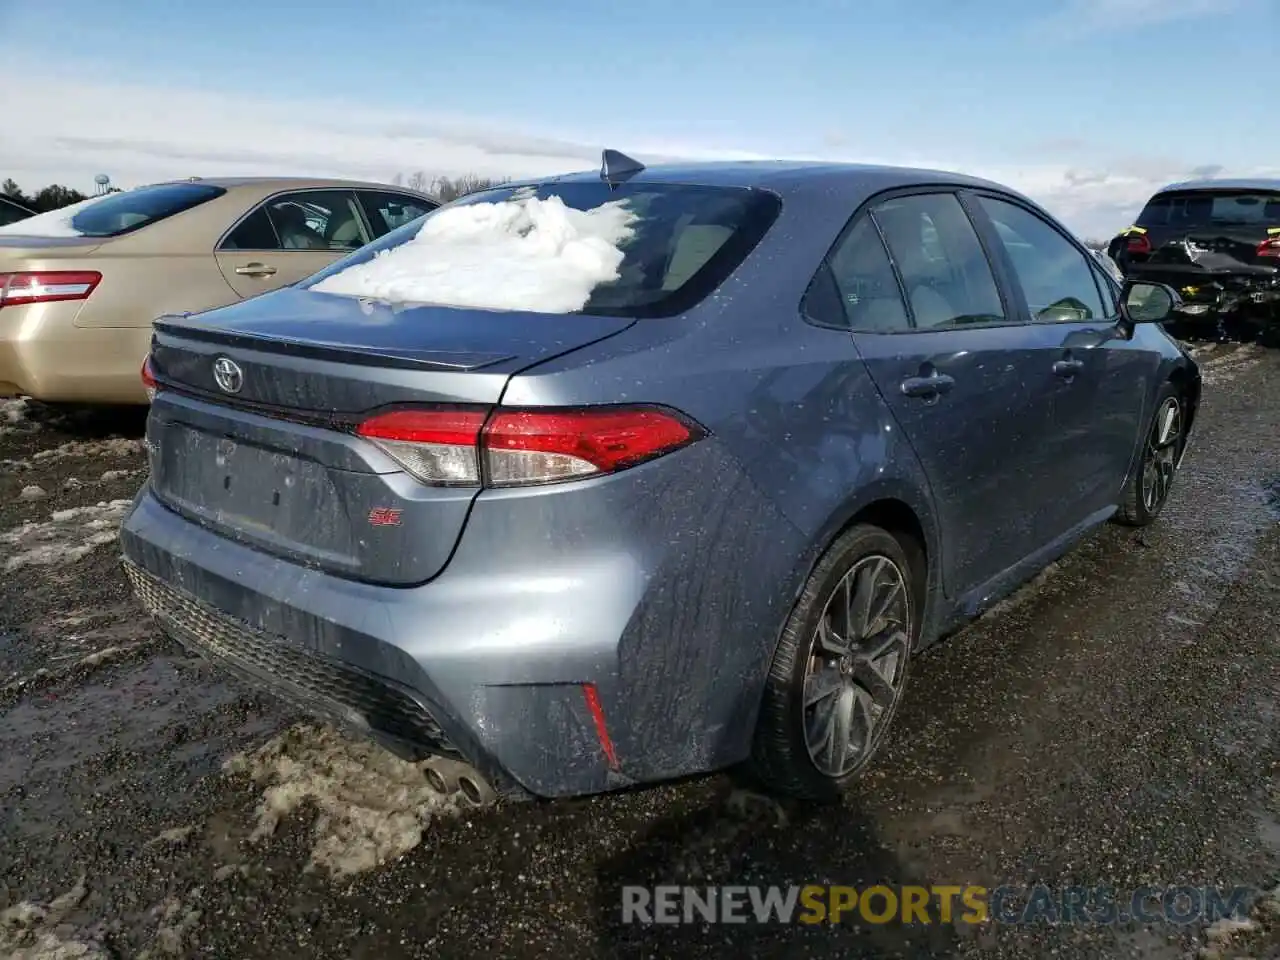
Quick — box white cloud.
[1032,0,1244,36]
[1,62,1274,242]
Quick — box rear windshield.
[0,183,226,238]
[302,181,782,318]
[1137,190,1280,229]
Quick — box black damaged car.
[1108,179,1280,344]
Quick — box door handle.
[900,372,956,399]
[235,262,277,277]
[1052,358,1085,379]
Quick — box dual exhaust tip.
[422,756,497,807]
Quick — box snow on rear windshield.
[310,194,637,314]
[0,183,226,238]
[304,182,782,318]
[0,196,104,237]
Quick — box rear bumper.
[0,302,151,402]
[120,435,802,797]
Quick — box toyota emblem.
[212,357,244,394]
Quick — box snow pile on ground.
[309,195,637,313]
[1197,884,1280,960]
[0,399,39,438]
[2,438,143,473]
[1200,343,1263,386]
[1,500,132,572]
[223,723,465,877]
[0,197,104,237]
[0,877,108,959]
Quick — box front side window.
[302,181,782,318]
[979,197,1106,323]
[871,192,1006,329]
[221,190,370,252]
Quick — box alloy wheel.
[802,554,911,778]
[1141,396,1183,513]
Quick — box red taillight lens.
[0,271,101,308]
[356,407,488,486]
[1125,234,1152,255]
[354,405,703,488]
[483,407,698,487]
[141,355,158,402]
[1257,238,1280,258]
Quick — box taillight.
[0,271,101,308]
[1257,237,1280,258]
[355,405,704,487]
[140,355,159,402]
[483,407,699,486]
[1125,234,1152,256]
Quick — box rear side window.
[871,193,1006,329]
[6,183,226,238]
[358,191,438,237]
[302,181,782,318]
[978,197,1106,323]
[1138,190,1280,228]
[805,216,910,332]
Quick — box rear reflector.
[355,405,703,488]
[0,271,101,307]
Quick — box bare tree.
[393,171,512,203]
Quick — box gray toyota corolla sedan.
[120,153,1199,803]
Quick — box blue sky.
[2,0,1276,237]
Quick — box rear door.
[215,189,373,299]
[970,193,1155,538]
[839,190,1063,597]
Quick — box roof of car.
[147,176,434,196]
[528,160,1014,198]
[1153,177,1280,194]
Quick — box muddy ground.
[1,344,1279,960]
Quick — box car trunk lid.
[146,286,635,585]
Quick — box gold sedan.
[0,177,438,404]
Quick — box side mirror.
[1120,280,1182,324]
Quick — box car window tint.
[871,193,1005,329]
[820,216,910,332]
[265,190,369,251]
[359,191,437,237]
[979,197,1106,323]
[220,207,279,250]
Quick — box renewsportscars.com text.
[620,883,1256,926]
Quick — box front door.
[215,189,371,300]
[969,193,1157,537]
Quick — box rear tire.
[747,524,919,803]
[1115,381,1186,527]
